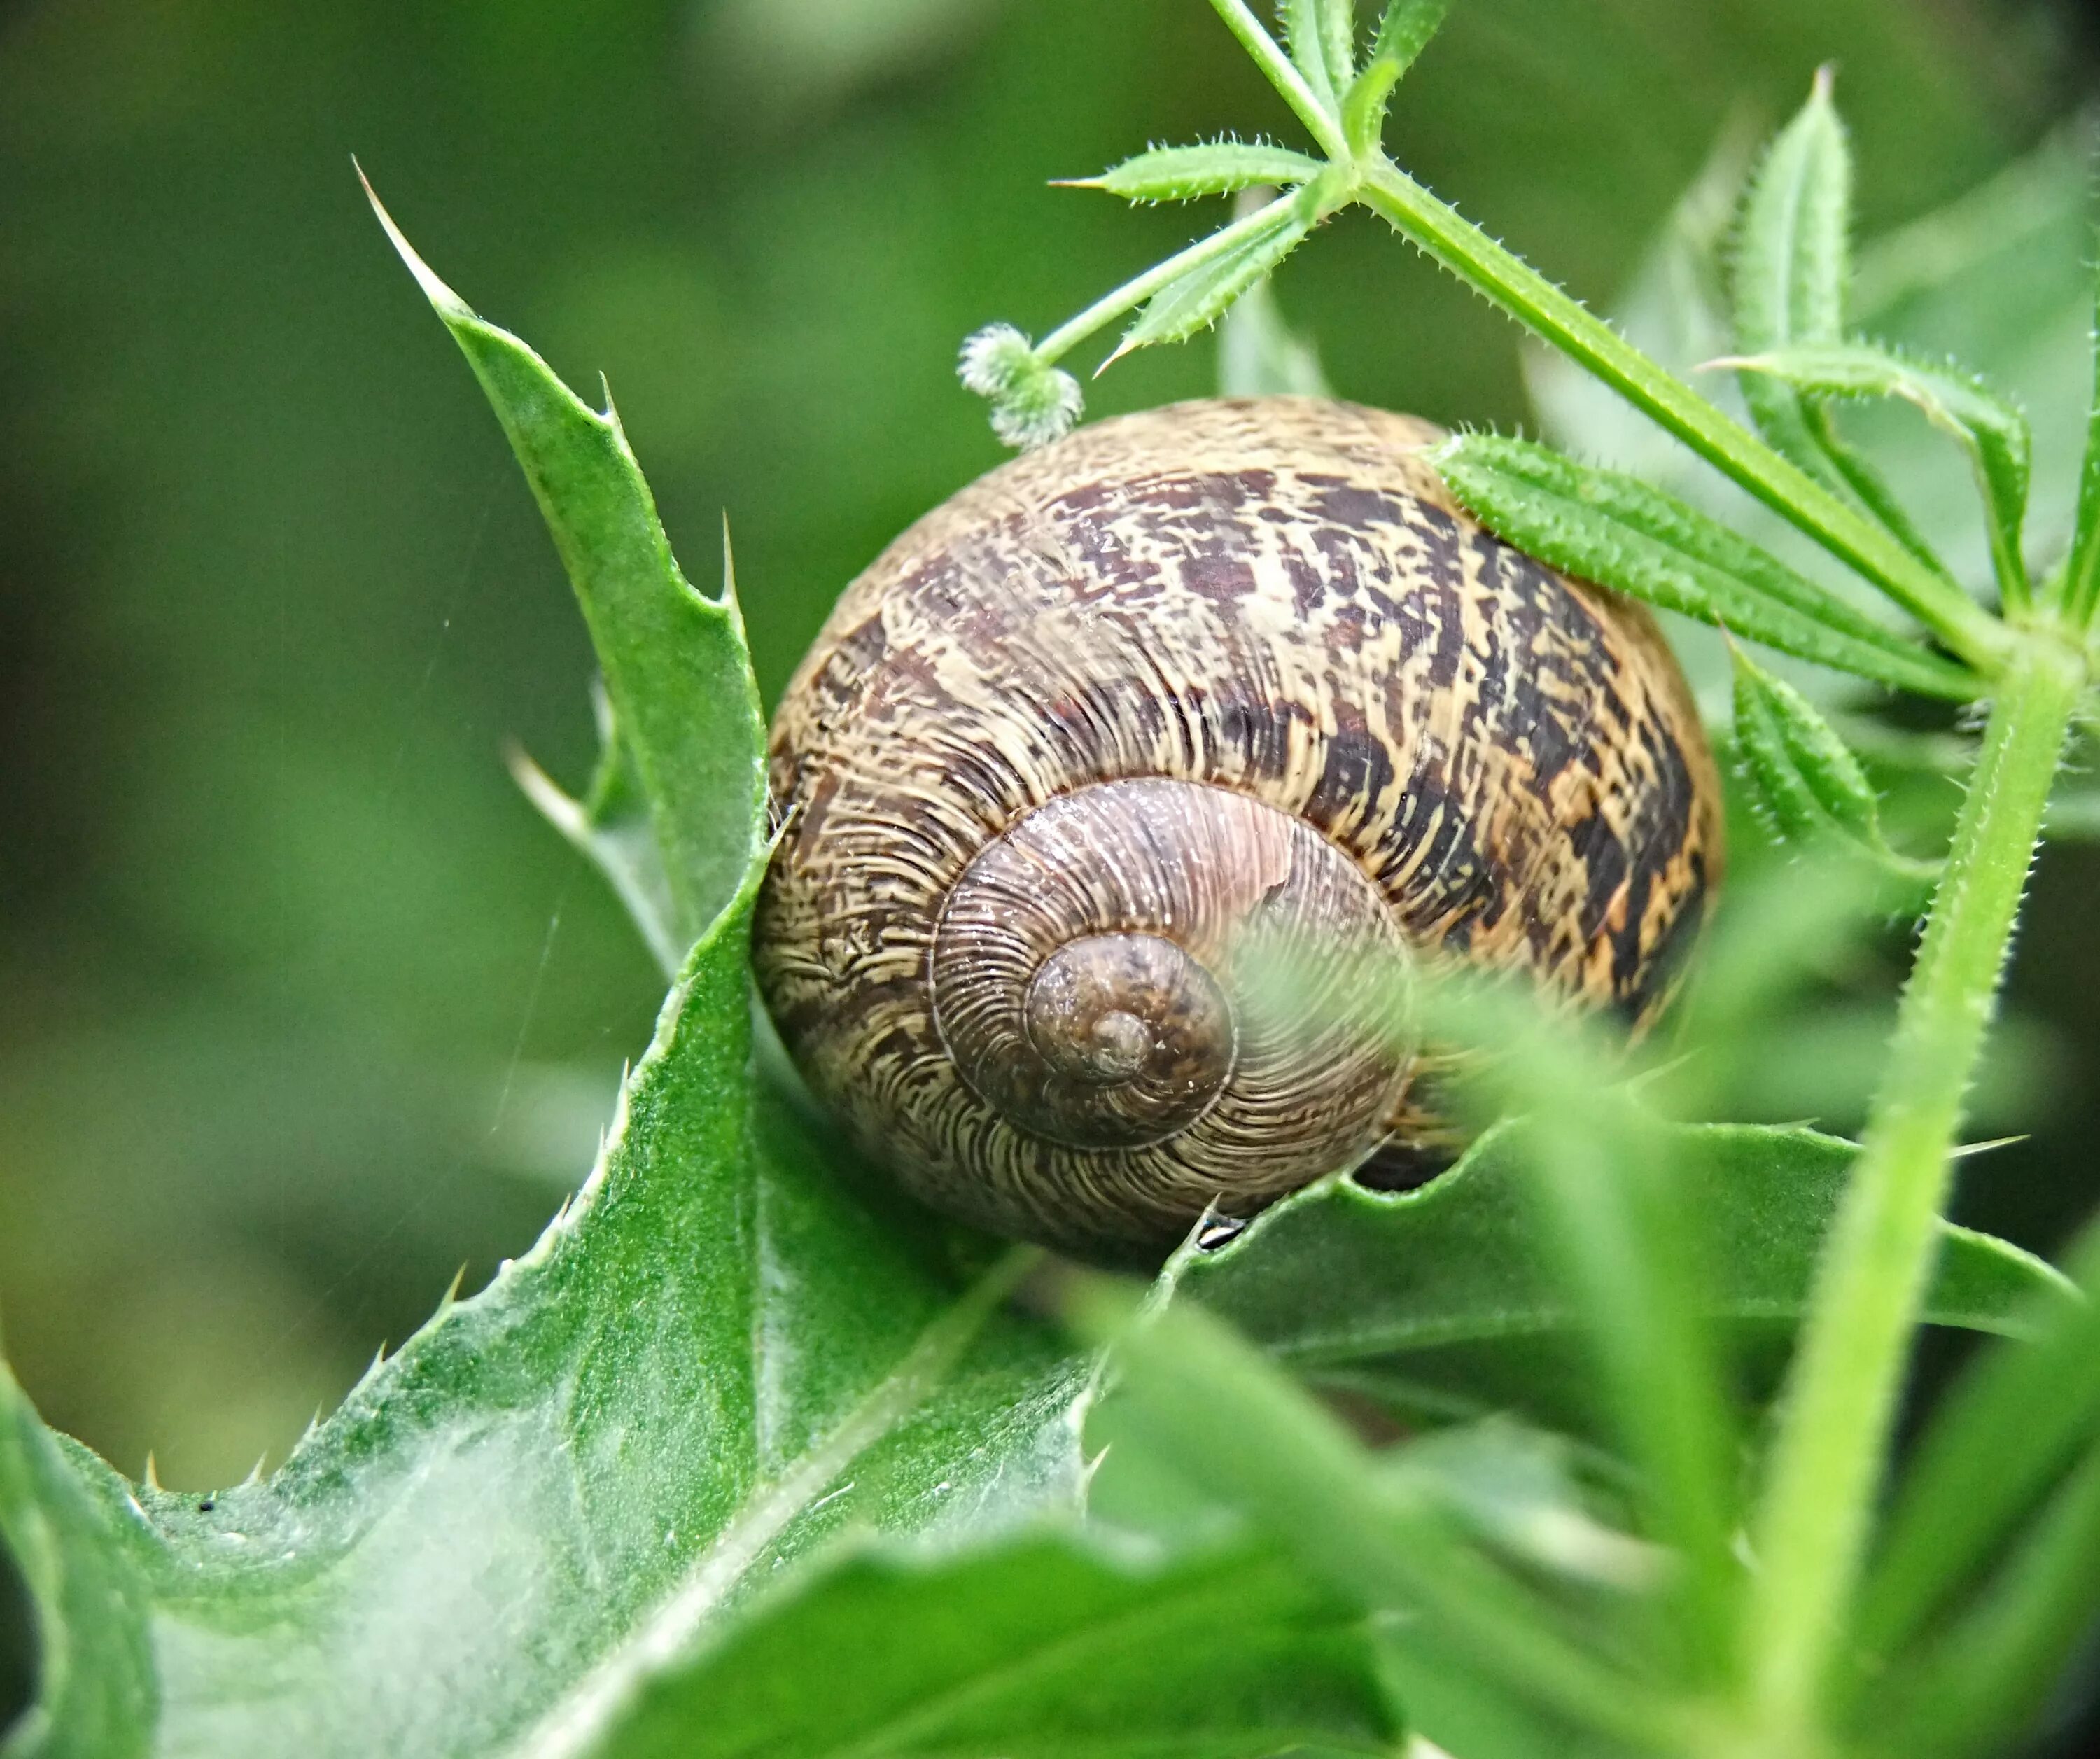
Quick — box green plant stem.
[1206,0,1350,162]
[1355,159,2010,675]
[1738,628,2087,1750]
[1035,178,1338,367]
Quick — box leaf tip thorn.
[358,166,475,323]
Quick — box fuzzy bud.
[958,323,1083,450]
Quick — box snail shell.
[755,397,1721,1260]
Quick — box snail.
[755,397,1721,1261]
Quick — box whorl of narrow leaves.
[1432,434,1982,700]
[1068,140,1325,203]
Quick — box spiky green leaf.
[1730,645,1903,860]
[0,209,1093,1759]
[1733,69,1854,484]
[1070,141,1326,204]
[1432,435,1981,699]
[365,173,765,963]
[1282,0,1356,105]
[1116,187,1320,357]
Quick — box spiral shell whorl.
[932,777,1410,1179]
[755,396,1723,1258]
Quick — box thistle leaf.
[364,171,766,962]
[1068,140,1326,204]
[1432,435,1981,700]
[0,200,1098,1759]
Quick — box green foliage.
[0,227,1097,1759]
[594,1534,1403,1759]
[1068,141,1326,204]
[10,3,2100,1758]
[1115,181,1329,358]
[1431,435,1978,698]
[1723,342,2033,606]
[1730,647,1935,884]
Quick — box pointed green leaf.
[1723,340,2033,603]
[1217,266,1332,397]
[1168,1122,2070,1437]
[1344,1,1452,151]
[1068,141,1326,204]
[1730,645,1900,857]
[364,175,766,962]
[1282,0,1355,105]
[587,1532,1402,1759]
[1432,435,1981,699]
[1369,0,1453,73]
[1116,188,1320,357]
[1733,69,1854,484]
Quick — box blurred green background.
[2,0,2098,1551]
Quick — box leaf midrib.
[507,1247,1042,1759]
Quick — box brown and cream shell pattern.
[755,397,1722,1260]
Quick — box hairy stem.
[1206,0,1350,162]
[1354,160,2010,674]
[1739,628,2086,1747]
[1036,180,1336,367]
